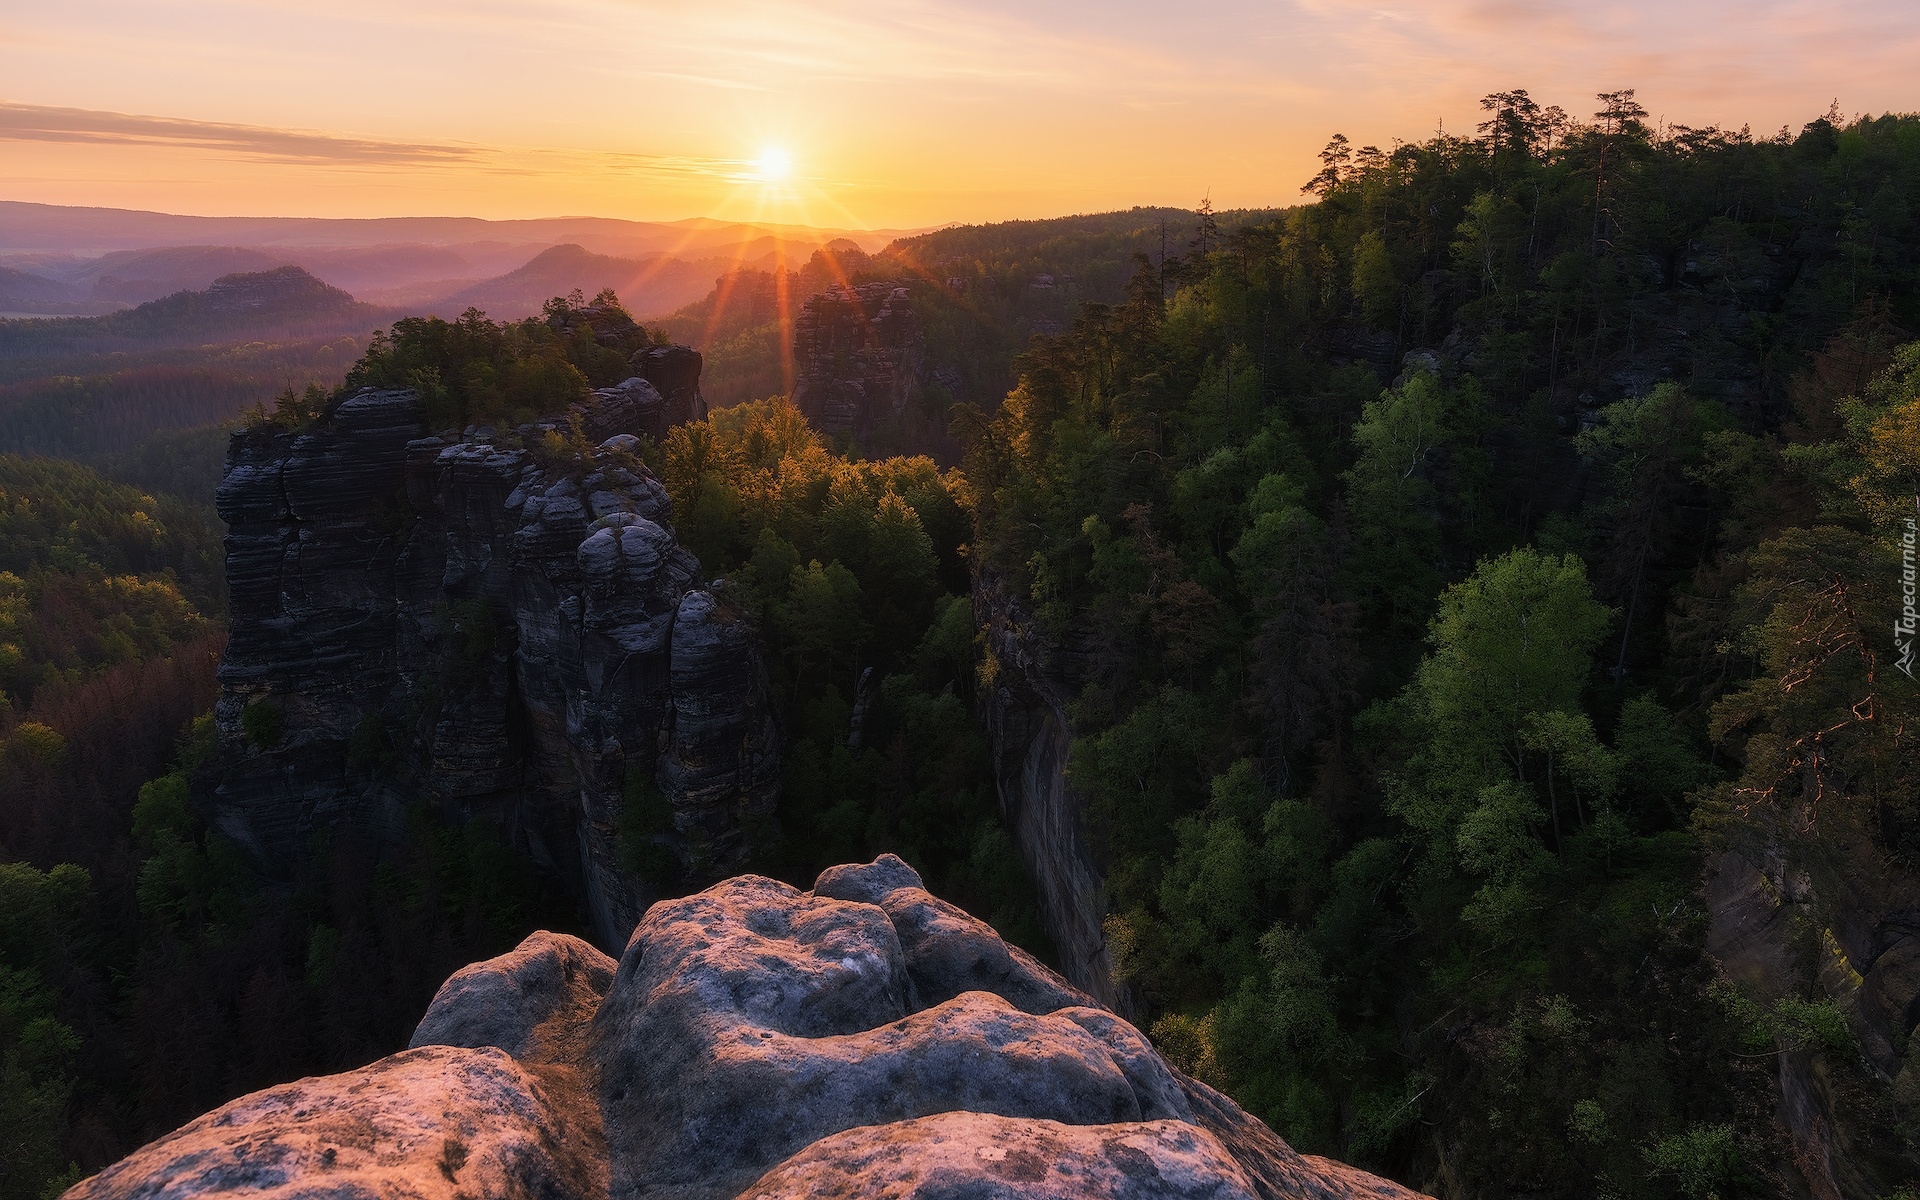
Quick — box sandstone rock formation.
[791,280,924,442]
[739,1113,1264,1200]
[68,857,1424,1200]
[204,370,776,945]
[64,1045,605,1200]
[633,344,706,433]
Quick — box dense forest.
[652,397,1043,940]
[0,269,380,517]
[953,95,1920,1196]
[0,456,576,1199]
[0,457,222,714]
[0,267,373,357]
[0,92,1917,1200]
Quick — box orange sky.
[4,1,1918,230]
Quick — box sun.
[754,146,793,183]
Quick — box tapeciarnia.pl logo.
[1898,498,1918,680]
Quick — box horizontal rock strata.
[204,369,776,944]
[791,280,923,441]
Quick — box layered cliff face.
[1706,834,1920,1198]
[791,280,924,442]
[67,857,1423,1200]
[974,567,1126,1012]
[204,367,776,944]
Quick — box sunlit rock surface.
[737,1112,1262,1200]
[64,1045,606,1200]
[69,857,1425,1200]
[409,929,615,1062]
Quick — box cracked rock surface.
[68,858,1426,1200]
[64,1045,605,1200]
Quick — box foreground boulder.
[739,1112,1260,1200]
[67,858,1424,1200]
[65,1046,604,1200]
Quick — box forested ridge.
[657,207,1279,421]
[0,267,381,521]
[955,94,1920,1196]
[0,91,1916,1200]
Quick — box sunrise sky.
[5,0,1918,229]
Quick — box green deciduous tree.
[1343,372,1491,642]
[1411,547,1611,802]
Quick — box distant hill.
[71,245,289,303]
[0,203,938,321]
[885,205,1285,292]
[0,265,82,314]
[0,265,379,351]
[94,264,371,335]
[199,264,365,319]
[653,206,1273,416]
[0,200,922,257]
[428,243,745,320]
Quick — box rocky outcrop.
[68,858,1424,1200]
[634,344,706,433]
[815,854,1095,1014]
[1705,835,1920,1198]
[64,1045,606,1200]
[204,370,777,945]
[974,566,1126,1011]
[738,1114,1263,1200]
[408,930,615,1063]
[791,280,924,441]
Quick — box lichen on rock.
[63,1045,606,1200]
[67,857,1425,1200]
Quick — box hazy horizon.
[6,1,1919,229]
[0,198,942,246]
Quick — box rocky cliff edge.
[66,856,1422,1200]
[206,368,776,945]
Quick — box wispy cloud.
[0,100,763,181]
[4,0,1916,224]
[0,101,488,166]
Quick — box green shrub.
[1645,1124,1737,1198]
[615,768,681,884]
[240,700,283,748]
